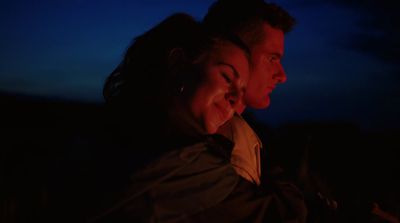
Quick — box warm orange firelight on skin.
[372,202,400,223]
[242,23,287,111]
[187,42,249,134]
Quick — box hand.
[372,202,400,223]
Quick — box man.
[204,0,293,187]
[191,0,308,222]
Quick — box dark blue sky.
[1,0,399,130]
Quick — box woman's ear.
[167,48,187,74]
[167,48,189,94]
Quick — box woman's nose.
[225,86,245,110]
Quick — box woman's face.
[187,42,250,134]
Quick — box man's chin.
[263,98,271,108]
[250,97,270,109]
[245,94,271,109]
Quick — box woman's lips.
[215,103,232,124]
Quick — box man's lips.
[266,85,276,94]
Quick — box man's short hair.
[203,0,295,46]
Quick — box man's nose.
[274,64,287,83]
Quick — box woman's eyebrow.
[217,62,240,78]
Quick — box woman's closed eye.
[221,73,233,84]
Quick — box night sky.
[1,0,399,130]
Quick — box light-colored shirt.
[220,115,262,185]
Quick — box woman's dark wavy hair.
[103,13,250,112]
[103,13,211,108]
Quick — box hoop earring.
[179,85,185,93]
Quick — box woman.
[92,13,251,222]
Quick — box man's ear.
[167,48,187,74]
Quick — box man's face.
[244,23,287,109]
[188,42,249,134]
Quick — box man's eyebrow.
[217,62,240,78]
